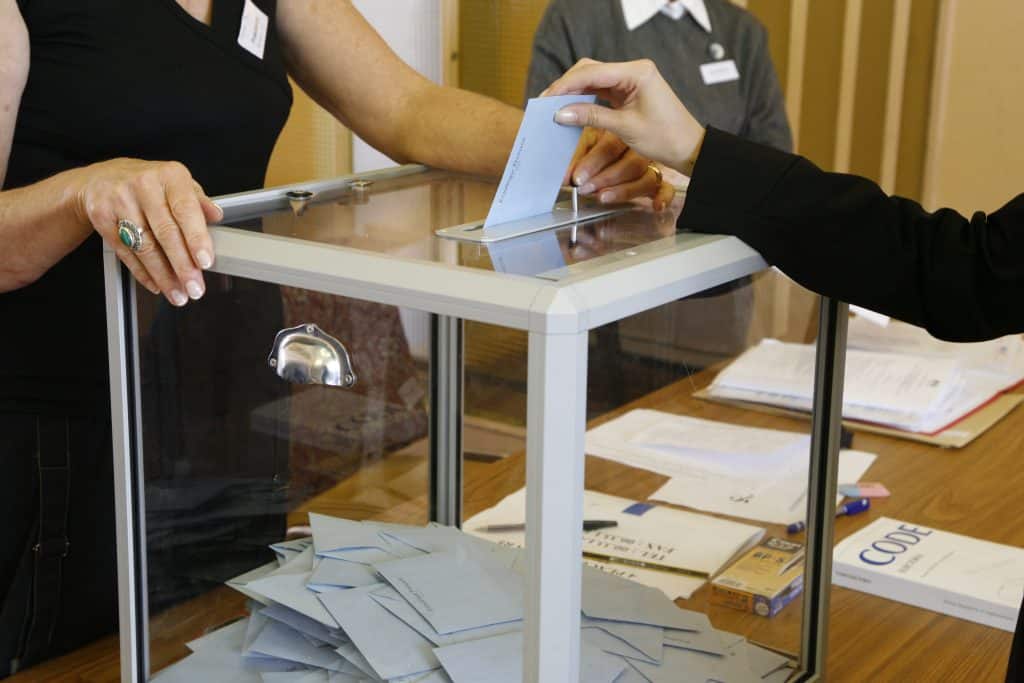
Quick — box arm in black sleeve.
[524,1,578,103]
[677,127,1024,342]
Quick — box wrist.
[58,166,91,229]
[673,125,706,177]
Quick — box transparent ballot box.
[103,166,849,682]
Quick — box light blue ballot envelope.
[484,94,597,229]
[486,231,566,277]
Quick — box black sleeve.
[677,127,1024,342]
[524,2,578,103]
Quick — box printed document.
[465,487,764,578]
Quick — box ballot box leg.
[429,314,464,527]
[103,251,149,683]
[524,330,588,683]
[799,297,849,679]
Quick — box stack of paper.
[702,336,1024,435]
[847,316,1024,389]
[465,489,765,600]
[153,512,794,682]
[585,410,876,525]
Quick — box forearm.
[0,167,92,292]
[395,84,520,178]
[278,0,518,178]
[679,128,1024,342]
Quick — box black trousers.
[0,411,117,678]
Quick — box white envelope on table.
[373,551,523,635]
[318,584,440,681]
[432,630,625,683]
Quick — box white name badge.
[700,59,740,86]
[238,0,269,60]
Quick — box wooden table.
[14,368,1023,682]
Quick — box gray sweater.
[526,0,792,152]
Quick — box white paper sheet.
[649,450,877,525]
[585,410,809,481]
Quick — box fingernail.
[554,109,578,124]
[574,170,590,186]
[600,191,616,203]
[186,280,204,300]
[196,250,213,269]
[579,183,595,195]
[170,290,188,307]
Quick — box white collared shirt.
[620,0,712,33]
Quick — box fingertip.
[554,108,579,125]
[196,249,214,270]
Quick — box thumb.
[554,103,626,137]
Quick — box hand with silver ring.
[118,218,146,253]
[70,158,223,307]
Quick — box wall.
[459,0,943,201]
[268,1,1021,213]
[923,0,1024,214]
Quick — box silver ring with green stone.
[117,218,145,253]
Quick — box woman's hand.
[568,128,676,211]
[547,59,707,176]
[71,158,222,306]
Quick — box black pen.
[476,520,618,533]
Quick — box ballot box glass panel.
[216,168,682,279]
[463,267,826,676]
[103,166,842,682]
[130,281,435,675]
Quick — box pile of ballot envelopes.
[153,512,794,682]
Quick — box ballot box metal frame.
[103,165,848,683]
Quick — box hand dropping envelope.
[483,95,596,228]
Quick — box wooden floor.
[12,363,1023,682]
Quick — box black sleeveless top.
[2,0,292,413]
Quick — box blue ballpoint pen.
[786,498,871,534]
